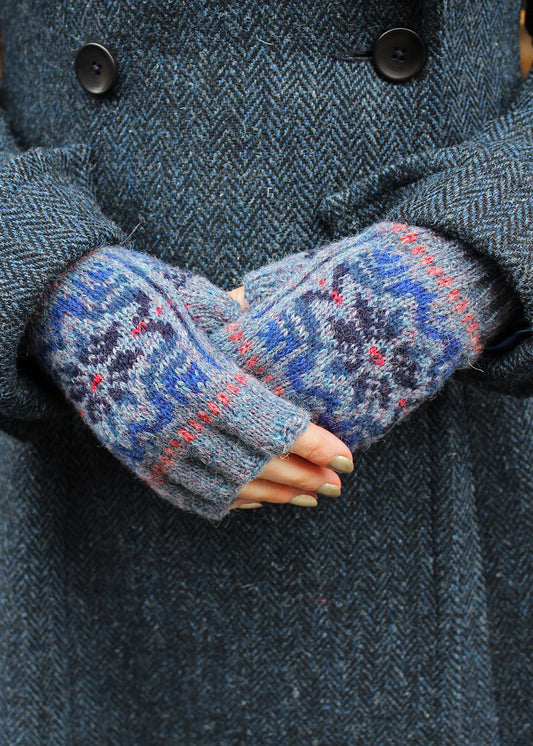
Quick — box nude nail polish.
[317,483,341,497]
[328,456,354,473]
[290,495,318,507]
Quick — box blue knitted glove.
[25,246,311,521]
[208,221,521,450]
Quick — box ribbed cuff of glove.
[209,221,521,450]
[25,246,311,521]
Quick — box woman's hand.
[226,286,353,510]
[230,421,354,510]
[226,285,248,313]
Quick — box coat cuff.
[1,145,129,420]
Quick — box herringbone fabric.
[0,1,532,744]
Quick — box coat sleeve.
[0,112,130,420]
[318,69,533,396]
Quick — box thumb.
[226,285,249,313]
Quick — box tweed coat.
[0,1,532,744]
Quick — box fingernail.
[290,495,318,507]
[317,483,341,497]
[237,502,263,509]
[328,456,354,473]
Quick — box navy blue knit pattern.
[26,246,311,520]
[210,222,520,449]
[27,221,517,515]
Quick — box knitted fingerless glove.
[208,221,521,450]
[25,246,311,521]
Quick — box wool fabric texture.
[210,221,521,450]
[27,220,517,518]
[26,245,311,520]
[1,2,533,744]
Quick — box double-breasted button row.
[74,28,426,95]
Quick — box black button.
[373,28,426,82]
[74,43,118,95]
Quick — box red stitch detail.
[216,392,232,406]
[207,401,220,415]
[448,289,461,300]
[131,320,148,337]
[238,340,251,355]
[151,464,166,475]
[229,330,244,342]
[398,399,407,407]
[234,373,247,384]
[227,323,239,332]
[400,232,418,243]
[151,476,164,484]
[177,428,196,443]
[392,223,409,233]
[319,278,326,286]
[245,355,259,369]
[168,439,184,450]
[159,456,174,468]
[467,322,479,334]
[461,313,474,324]
[273,385,285,396]
[421,255,434,265]
[226,382,240,395]
[437,277,454,288]
[263,374,275,383]
[410,245,427,255]
[91,373,104,391]
[168,300,172,306]
[455,300,468,314]
[79,409,84,417]
[156,307,163,316]
[331,290,343,305]
[255,366,266,375]
[194,316,198,321]
[427,266,444,277]
[368,347,385,366]
[163,446,177,457]
[197,410,212,424]
[188,419,204,432]
[185,303,190,309]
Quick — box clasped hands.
[224,285,353,511]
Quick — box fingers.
[257,452,341,493]
[226,377,355,512]
[230,477,318,510]
[287,422,354,471]
[226,285,248,312]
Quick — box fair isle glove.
[25,246,311,521]
[207,221,521,451]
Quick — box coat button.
[373,28,426,82]
[74,43,118,95]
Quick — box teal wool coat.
[0,1,532,743]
